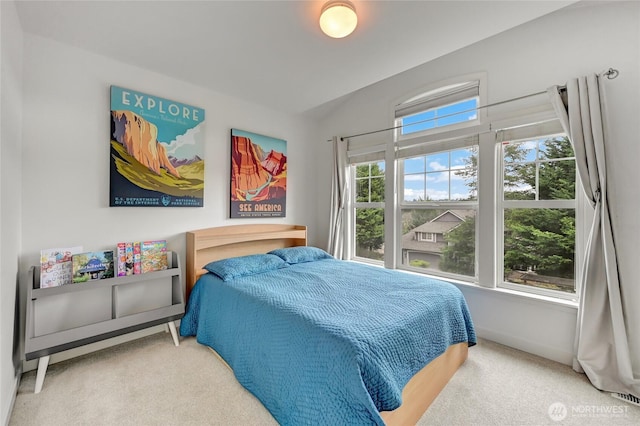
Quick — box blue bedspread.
[180,258,476,425]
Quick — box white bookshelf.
[24,251,184,393]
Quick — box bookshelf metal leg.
[34,355,50,394]
[167,321,179,346]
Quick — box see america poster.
[230,128,287,218]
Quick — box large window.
[399,146,478,278]
[500,134,576,296]
[353,161,385,261]
[345,77,580,301]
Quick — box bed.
[180,224,476,425]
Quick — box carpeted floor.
[10,332,640,425]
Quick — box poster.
[230,129,287,218]
[110,86,205,207]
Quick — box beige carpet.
[10,332,640,425]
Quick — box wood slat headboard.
[185,224,307,299]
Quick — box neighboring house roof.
[402,238,448,254]
[409,221,461,234]
[446,210,475,220]
[401,209,475,254]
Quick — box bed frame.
[185,224,468,425]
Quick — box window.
[400,98,478,135]
[500,134,576,297]
[399,146,478,278]
[402,148,478,202]
[353,161,385,262]
[417,232,436,242]
[344,75,580,301]
[395,81,480,138]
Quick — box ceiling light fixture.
[319,0,358,39]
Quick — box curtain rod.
[332,68,619,141]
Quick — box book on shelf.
[39,246,83,288]
[133,242,141,274]
[140,240,168,273]
[116,242,135,276]
[72,251,115,283]
[116,242,126,277]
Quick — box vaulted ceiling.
[15,0,579,117]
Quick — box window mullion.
[477,131,497,288]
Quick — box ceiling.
[15,0,579,118]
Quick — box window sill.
[460,282,579,311]
[351,260,579,311]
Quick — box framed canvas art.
[230,128,287,218]
[110,86,205,207]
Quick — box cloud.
[428,161,447,171]
[165,123,203,158]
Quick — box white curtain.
[328,136,349,259]
[548,75,639,397]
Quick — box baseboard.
[475,325,574,366]
[2,372,20,426]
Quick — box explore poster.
[230,129,287,218]
[110,86,205,207]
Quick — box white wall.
[0,1,24,424]
[13,23,322,384]
[20,34,321,270]
[316,1,640,365]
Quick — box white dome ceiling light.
[319,1,358,39]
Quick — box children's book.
[72,251,115,283]
[125,242,134,275]
[116,242,135,276]
[133,242,141,274]
[39,246,83,288]
[140,240,168,273]
[116,242,127,277]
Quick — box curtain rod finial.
[603,68,619,79]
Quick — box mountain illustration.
[231,136,286,202]
[110,110,204,198]
[169,155,202,168]
[111,110,181,178]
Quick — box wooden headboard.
[185,224,307,299]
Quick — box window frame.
[497,130,579,301]
[394,79,482,142]
[343,73,584,303]
[350,159,386,265]
[396,145,480,282]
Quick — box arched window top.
[395,79,481,138]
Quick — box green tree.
[444,136,576,280]
[356,208,384,254]
[355,163,385,256]
[440,215,476,276]
[503,208,574,278]
[503,137,576,278]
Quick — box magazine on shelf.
[116,242,136,276]
[72,251,115,283]
[133,242,141,274]
[39,246,83,288]
[140,240,168,273]
[116,242,126,277]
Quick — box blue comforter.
[180,258,476,425]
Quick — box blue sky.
[401,98,478,135]
[403,148,475,201]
